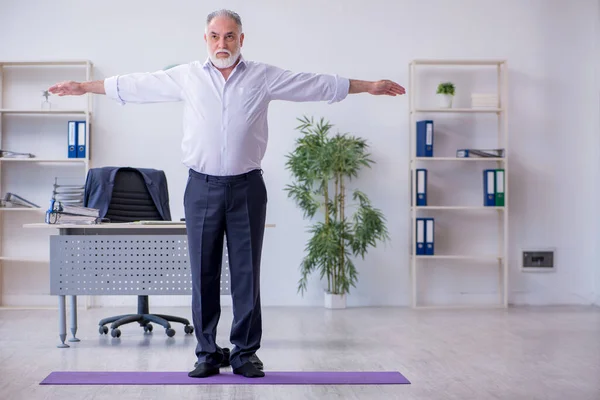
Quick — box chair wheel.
[166,328,176,337]
[184,325,194,334]
[144,324,153,333]
[99,326,108,335]
[111,329,121,338]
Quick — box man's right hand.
[48,80,106,96]
[48,81,86,96]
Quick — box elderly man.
[49,9,405,378]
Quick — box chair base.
[98,295,193,338]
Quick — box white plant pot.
[437,94,454,108]
[324,292,347,309]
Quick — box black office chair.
[93,167,194,338]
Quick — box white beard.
[209,48,240,69]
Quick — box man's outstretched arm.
[48,64,191,104]
[265,65,405,103]
[349,79,406,96]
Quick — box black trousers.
[184,168,267,369]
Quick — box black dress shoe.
[221,347,231,367]
[194,347,231,369]
[249,353,263,370]
[188,362,219,378]
[195,349,263,370]
[233,361,265,378]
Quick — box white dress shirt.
[104,56,350,176]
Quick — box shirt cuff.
[329,75,350,104]
[104,76,126,105]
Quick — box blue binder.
[67,121,77,158]
[416,168,427,206]
[483,169,496,206]
[76,121,86,158]
[425,218,434,255]
[416,120,434,157]
[416,218,426,255]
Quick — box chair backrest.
[105,168,163,223]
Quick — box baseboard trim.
[90,295,232,308]
[1,294,57,308]
[0,294,232,309]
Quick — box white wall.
[1,0,598,308]
[596,0,600,307]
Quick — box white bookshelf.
[412,206,505,210]
[414,157,506,162]
[413,108,503,113]
[0,256,48,263]
[0,158,88,164]
[0,60,93,308]
[0,109,88,115]
[408,59,508,309]
[0,207,46,212]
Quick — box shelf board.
[414,303,506,310]
[412,108,502,113]
[412,157,505,162]
[22,222,276,229]
[0,256,48,263]
[413,255,502,261]
[0,158,87,163]
[0,207,45,212]
[411,59,506,66]
[412,206,504,210]
[0,60,91,66]
[0,109,88,115]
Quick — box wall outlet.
[521,248,555,272]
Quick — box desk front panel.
[49,234,231,296]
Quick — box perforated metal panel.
[49,235,230,295]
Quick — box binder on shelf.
[416,218,426,255]
[67,121,77,158]
[76,121,86,158]
[483,169,496,206]
[416,168,427,206]
[425,218,434,255]
[456,148,505,158]
[0,149,34,158]
[416,120,433,157]
[1,192,40,208]
[495,169,505,206]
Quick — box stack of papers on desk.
[45,199,100,225]
[52,178,85,206]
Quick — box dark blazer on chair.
[83,166,172,221]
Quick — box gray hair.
[206,9,243,33]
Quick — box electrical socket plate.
[521,247,556,272]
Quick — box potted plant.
[284,116,390,309]
[436,82,455,108]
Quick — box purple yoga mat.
[40,371,410,385]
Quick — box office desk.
[24,222,275,348]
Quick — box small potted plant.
[436,82,455,108]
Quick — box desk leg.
[57,295,69,348]
[68,295,80,342]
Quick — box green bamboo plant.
[285,115,390,296]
